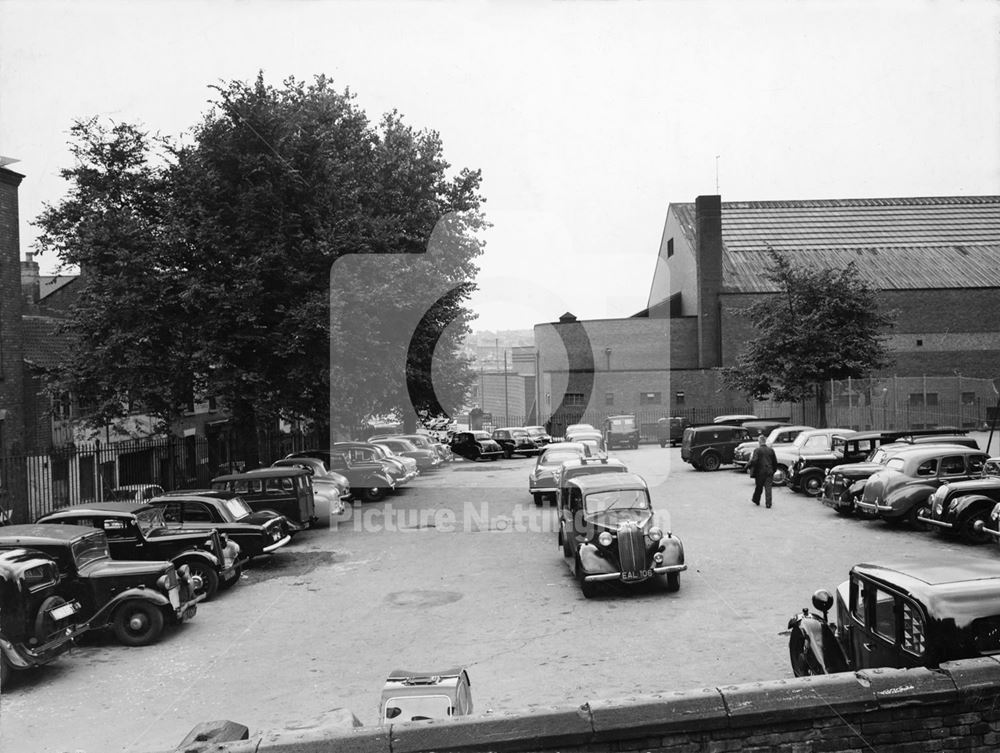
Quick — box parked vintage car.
[732,425,813,473]
[149,490,292,559]
[211,467,318,531]
[787,556,1000,675]
[0,525,201,648]
[820,437,983,516]
[603,415,640,450]
[490,428,541,459]
[656,417,690,448]
[36,503,241,601]
[565,426,601,444]
[334,442,417,484]
[560,473,685,598]
[771,428,856,485]
[450,431,504,462]
[680,424,753,471]
[285,450,395,503]
[389,434,453,463]
[921,457,1000,543]
[791,430,977,496]
[372,437,441,471]
[528,442,594,504]
[269,457,350,521]
[380,668,473,723]
[0,546,85,687]
[856,446,989,526]
[523,425,552,448]
[554,456,629,511]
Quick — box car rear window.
[971,616,1000,655]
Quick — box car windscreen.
[608,418,634,429]
[971,616,1000,655]
[584,488,650,514]
[540,451,580,465]
[72,533,110,568]
[885,457,906,472]
[471,432,492,441]
[135,507,168,535]
[225,497,254,520]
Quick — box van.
[681,425,753,471]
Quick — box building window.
[675,391,685,406]
[962,391,976,405]
[926,393,939,407]
[666,238,674,258]
[564,393,586,407]
[639,392,661,406]
[605,392,614,406]
[916,339,923,346]
[909,393,924,406]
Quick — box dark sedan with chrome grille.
[560,472,685,598]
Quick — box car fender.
[86,588,172,629]
[787,613,850,675]
[172,549,221,570]
[578,543,616,574]
[884,484,937,514]
[659,535,684,566]
[848,479,868,498]
[948,494,999,522]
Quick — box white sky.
[2,0,999,331]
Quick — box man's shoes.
[766,504,772,508]
[751,499,760,506]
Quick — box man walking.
[749,434,777,508]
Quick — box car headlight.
[648,527,663,542]
[598,531,613,547]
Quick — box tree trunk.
[816,382,828,428]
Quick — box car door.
[849,576,923,669]
[100,516,144,559]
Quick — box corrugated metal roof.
[670,196,1000,291]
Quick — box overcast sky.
[2,0,998,332]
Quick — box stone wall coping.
[163,659,1000,753]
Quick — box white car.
[732,425,814,472]
[771,428,856,485]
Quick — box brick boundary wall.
[160,658,1000,753]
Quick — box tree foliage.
[34,74,485,438]
[722,249,896,425]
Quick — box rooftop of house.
[669,195,1000,292]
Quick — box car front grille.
[616,522,645,574]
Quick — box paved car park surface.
[3,440,1000,752]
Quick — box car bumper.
[262,534,292,553]
[820,491,851,511]
[855,500,895,516]
[584,563,687,583]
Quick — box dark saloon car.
[856,446,989,526]
[490,428,540,459]
[36,503,241,601]
[922,458,1000,543]
[0,525,200,648]
[787,557,1000,675]
[0,546,84,687]
[656,417,690,448]
[523,425,552,448]
[602,415,640,450]
[527,442,593,504]
[211,467,317,530]
[149,491,292,559]
[371,437,442,471]
[560,473,685,598]
[450,431,504,462]
[680,424,752,471]
[285,450,395,502]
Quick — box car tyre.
[533,492,543,507]
[33,595,71,641]
[960,510,993,545]
[700,453,721,472]
[659,440,666,448]
[665,572,680,593]
[789,633,824,677]
[112,600,166,647]
[219,564,242,591]
[186,561,220,602]
[0,653,12,690]
[362,486,386,503]
[802,474,824,497]
[576,557,596,599]
[503,447,513,459]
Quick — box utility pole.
[504,349,510,427]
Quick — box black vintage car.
[602,415,640,450]
[285,450,395,502]
[450,431,504,462]
[787,557,1000,675]
[490,428,541,459]
[680,425,752,471]
[36,503,241,601]
[0,525,201,648]
[148,491,292,559]
[0,546,84,687]
[922,458,1000,543]
[560,472,685,598]
[656,417,690,448]
[211,467,317,530]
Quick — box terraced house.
[536,194,1000,436]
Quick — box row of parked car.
[524,423,686,598]
[0,434,452,689]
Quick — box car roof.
[542,442,587,453]
[213,467,310,481]
[40,502,153,516]
[152,490,240,502]
[567,472,648,492]
[854,558,1000,621]
[560,457,628,471]
[0,523,104,544]
[886,445,986,460]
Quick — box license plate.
[49,602,79,621]
[621,570,653,583]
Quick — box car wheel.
[772,465,789,486]
[908,505,932,531]
[112,601,166,647]
[219,564,242,591]
[788,633,825,677]
[186,560,220,602]
[659,441,666,448]
[503,447,512,459]
[490,454,499,461]
[576,558,596,599]
[0,653,12,690]
[960,510,992,544]
[561,527,575,559]
[533,493,543,507]
[700,453,721,472]
[834,503,855,517]
[664,572,680,593]
[802,474,824,497]
[33,595,71,642]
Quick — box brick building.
[536,194,1000,435]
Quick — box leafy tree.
[35,74,485,448]
[722,249,896,426]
